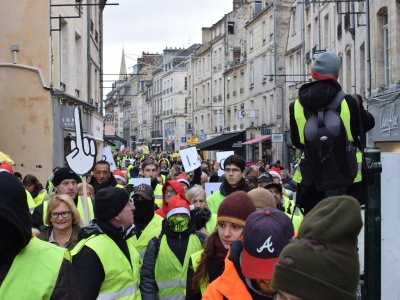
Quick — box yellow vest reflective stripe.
[43,196,94,226]
[71,234,141,300]
[155,235,202,298]
[293,98,362,183]
[0,238,68,299]
[190,250,208,295]
[26,190,37,213]
[131,214,163,260]
[154,184,163,208]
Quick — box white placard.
[101,146,117,171]
[217,151,234,176]
[131,178,151,186]
[179,147,200,172]
[205,182,222,197]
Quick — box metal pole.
[365,0,371,98]
[363,147,382,300]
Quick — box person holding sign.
[71,187,141,299]
[206,155,250,216]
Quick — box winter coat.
[140,218,205,299]
[202,241,274,300]
[289,79,375,211]
[37,224,80,250]
[71,220,136,300]
[0,172,79,299]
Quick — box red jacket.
[154,180,185,218]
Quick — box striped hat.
[217,191,256,227]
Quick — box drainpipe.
[87,0,92,105]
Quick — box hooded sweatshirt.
[155,180,185,218]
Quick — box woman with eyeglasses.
[37,194,81,250]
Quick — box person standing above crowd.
[290,51,374,213]
[203,208,294,300]
[89,161,117,194]
[187,191,256,299]
[131,184,163,261]
[22,174,48,206]
[140,194,204,299]
[37,194,81,250]
[71,187,141,300]
[207,155,250,216]
[0,172,79,299]
[32,167,94,231]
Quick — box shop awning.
[196,131,245,151]
[242,135,271,145]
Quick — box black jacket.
[289,79,375,150]
[89,175,118,194]
[140,218,205,299]
[72,220,135,300]
[0,172,79,299]
[289,80,375,211]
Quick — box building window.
[228,22,235,34]
[249,31,254,50]
[382,12,389,85]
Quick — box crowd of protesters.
[0,149,362,300]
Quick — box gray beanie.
[311,51,341,80]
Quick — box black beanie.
[95,187,129,221]
[272,195,362,300]
[52,167,81,186]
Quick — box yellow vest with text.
[154,184,163,208]
[0,237,69,299]
[130,214,163,260]
[42,196,94,226]
[155,234,202,299]
[71,234,141,300]
[293,98,362,184]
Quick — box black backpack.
[299,90,358,192]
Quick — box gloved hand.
[125,184,134,194]
[191,207,211,231]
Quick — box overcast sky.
[103,0,232,91]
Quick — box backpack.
[299,90,358,192]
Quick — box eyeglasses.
[165,189,177,195]
[224,168,241,174]
[50,211,72,219]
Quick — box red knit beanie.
[217,191,256,227]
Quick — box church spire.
[119,47,127,81]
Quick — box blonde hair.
[77,183,94,197]
[186,185,206,205]
[45,194,81,226]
